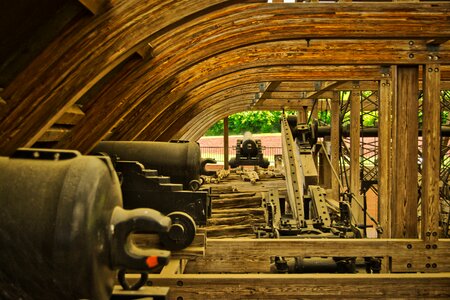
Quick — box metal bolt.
[407,263,412,268]
[409,40,414,46]
[177,281,183,287]
[428,68,433,72]
[426,232,431,237]
[432,232,438,237]
[407,244,412,249]
[432,244,438,249]
[426,244,431,249]
[426,263,431,268]
[382,83,385,87]
[433,55,440,60]
[432,263,437,268]
[428,55,433,60]
[409,53,414,59]
[435,68,439,72]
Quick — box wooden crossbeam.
[185,238,450,273]
[304,81,347,99]
[253,81,281,106]
[147,273,450,300]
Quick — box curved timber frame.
[1,1,450,297]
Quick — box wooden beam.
[253,81,281,107]
[185,238,450,274]
[148,273,450,299]
[392,65,419,238]
[350,90,363,226]
[304,81,346,99]
[224,116,229,170]
[421,63,441,241]
[330,92,340,201]
[378,67,395,239]
[78,0,107,15]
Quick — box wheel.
[159,212,196,251]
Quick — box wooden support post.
[330,92,341,201]
[224,116,229,170]
[421,63,441,241]
[378,67,396,239]
[350,90,363,226]
[297,106,308,123]
[392,65,419,238]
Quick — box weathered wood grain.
[185,238,450,273]
[392,66,419,238]
[147,273,450,300]
[350,90,363,225]
[421,63,441,241]
[378,68,395,239]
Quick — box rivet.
[432,244,438,249]
[435,68,439,72]
[426,232,431,237]
[432,232,438,237]
[409,40,414,46]
[428,55,433,60]
[426,263,431,268]
[433,55,440,61]
[407,244,412,249]
[407,263,412,268]
[177,281,184,287]
[409,53,414,59]
[426,244,431,249]
[428,68,433,72]
[432,263,437,268]
[382,83,385,87]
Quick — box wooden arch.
[0,1,449,155]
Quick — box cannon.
[91,141,211,250]
[229,132,269,168]
[0,149,171,300]
[93,140,210,190]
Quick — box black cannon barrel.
[92,141,202,189]
[0,149,170,300]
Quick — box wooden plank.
[421,63,441,242]
[147,273,450,299]
[350,90,363,226]
[392,65,419,238]
[112,285,169,298]
[184,238,450,273]
[330,92,340,201]
[378,67,395,239]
